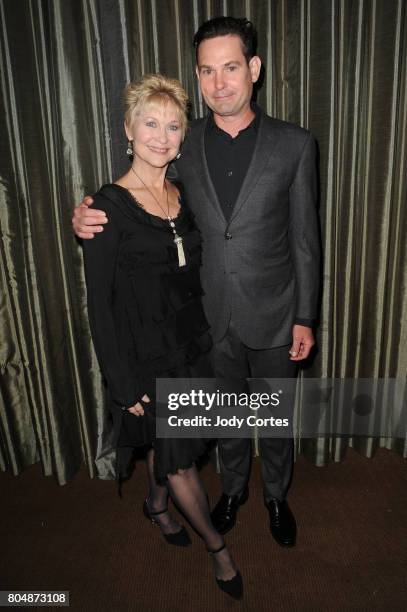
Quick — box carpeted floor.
[1,448,406,611]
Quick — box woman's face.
[125,100,183,168]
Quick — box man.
[73,17,320,547]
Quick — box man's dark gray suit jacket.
[172,108,320,349]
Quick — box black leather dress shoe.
[211,487,249,535]
[266,499,297,547]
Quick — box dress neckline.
[112,183,183,223]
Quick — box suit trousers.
[210,322,298,502]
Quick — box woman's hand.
[127,394,151,416]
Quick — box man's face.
[196,35,261,118]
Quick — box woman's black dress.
[83,183,212,483]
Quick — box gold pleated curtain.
[0,0,406,484]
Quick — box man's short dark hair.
[193,16,257,64]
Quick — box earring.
[175,152,181,160]
[126,140,133,156]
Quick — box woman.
[83,74,242,599]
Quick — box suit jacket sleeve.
[288,132,320,321]
[82,194,142,409]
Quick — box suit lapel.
[188,117,226,223]
[186,111,283,225]
[229,113,282,224]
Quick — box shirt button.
[225,232,232,240]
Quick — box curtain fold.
[0,0,116,483]
[0,0,406,484]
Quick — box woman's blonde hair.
[123,74,189,138]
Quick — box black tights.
[146,448,236,580]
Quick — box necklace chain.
[128,165,186,266]
[130,165,171,220]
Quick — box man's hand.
[72,195,108,239]
[289,325,315,361]
[127,394,151,417]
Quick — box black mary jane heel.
[208,543,243,600]
[142,498,191,547]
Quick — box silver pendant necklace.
[130,166,186,267]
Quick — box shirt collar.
[206,103,261,135]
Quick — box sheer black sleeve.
[82,194,142,409]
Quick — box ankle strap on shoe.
[208,543,226,555]
[145,499,168,516]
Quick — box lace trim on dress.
[124,186,183,222]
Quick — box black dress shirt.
[205,106,260,222]
[204,107,314,330]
